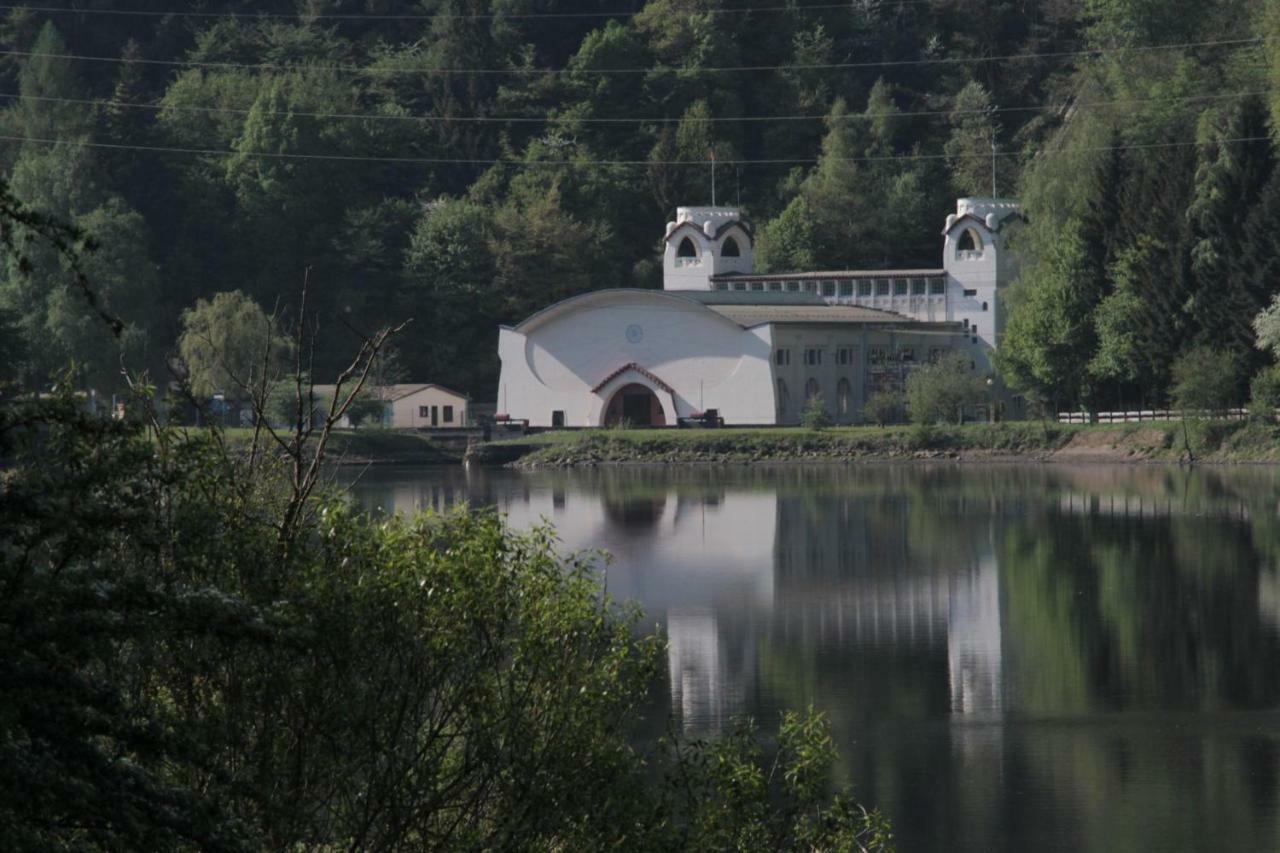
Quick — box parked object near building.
[314,383,470,429]
[497,199,1021,427]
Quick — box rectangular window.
[751,281,764,291]
[713,281,728,291]
[769,282,783,291]
[775,348,791,366]
[821,280,836,297]
[929,277,945,295]
[837,347,855,365]
[911,278,926,295]
[875,279,890,296]
[786,281,800,292]
[839,280,853,297]
[963,288,978,297]
[929,348,945,363]
[804,281,818,293]
[893,278,909,296]
[868,347,886,365]
[733,281,747,291]
[805,348,822,366]
[419,406,430,418]
[552,410,565,428]
[899,347,915,364]
[858,279,872,297]
[443,405,454,423]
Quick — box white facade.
[497,290,777,427]
[496,198,1021,427]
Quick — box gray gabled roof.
[706,303,963,329]
[678,290,826,306]
[710,268,945,281]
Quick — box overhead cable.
[0,88,1266,124]
[0,132,1268,167]
[0,36,1260,76]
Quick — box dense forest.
[0,0,1277,408]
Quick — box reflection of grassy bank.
[215,427,458,464]
[492,420,1280,468]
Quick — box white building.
[315,383,470,428]
[496,198,1021,427]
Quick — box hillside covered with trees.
[0,0,1277,408]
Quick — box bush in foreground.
[0,390,893,851]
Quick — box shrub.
[1170,346,1238,417]
[905,354,986,425]
[863,390,901,427]
[801,393,834,430]
[344,389,385,427]
[1250,365,1280,420]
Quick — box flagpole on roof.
[710,147,717,206]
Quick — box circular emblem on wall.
[625,323,644,343]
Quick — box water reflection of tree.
[998,509,1280,851]
[752,464,1280,852]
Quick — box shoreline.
[217,427,464,466]
[466,420,1280,469]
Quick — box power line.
[0,131,1269,167]
[0,35,1261,76]
[0,1,910,21]
[0,88,1267,125]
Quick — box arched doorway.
[603,383,667,427]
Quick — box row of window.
[418,404,455,423]
[776,377,859,416]
[714,277,947,296]
[776,346,952,367]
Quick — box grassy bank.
[214,427,459,464]
[492,419,1280,468]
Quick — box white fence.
[1058,408,1250,424]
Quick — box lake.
[347,463,1280,853]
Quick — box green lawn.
[492,420,1142,447]
[170,426,459,464]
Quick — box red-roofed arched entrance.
[603,383,667,427]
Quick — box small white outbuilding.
[316,383,470,429]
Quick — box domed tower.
[942,198,1021,352]
[662,206,754,291]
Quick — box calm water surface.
[348,463,1280,853]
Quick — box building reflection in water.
[345,464,1280,853]
[948,554,1003,716]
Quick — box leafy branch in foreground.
[0,386,894,852]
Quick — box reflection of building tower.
[666,607,753,734]
[948,554,1003,714]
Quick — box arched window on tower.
[722,236,741,257]
[805,378,820,400]
[956,227,984,258]
[677,236,698,258]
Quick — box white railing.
[956,250,985,262]
[1057,408,1250,424]
[674,257,703,268]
